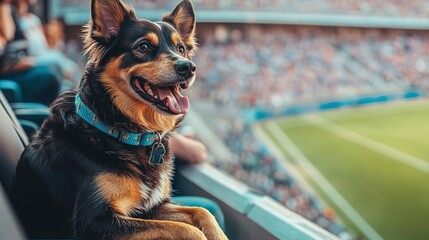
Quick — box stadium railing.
[174,163,340,240]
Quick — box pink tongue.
[156,87,189,114]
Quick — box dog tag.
[149,142,165,165]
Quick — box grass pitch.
[261,100,429,240]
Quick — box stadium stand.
[4,0,428,239]
[184,24,428,239]
[192,25,427,109]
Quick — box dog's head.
[83,0,197,132]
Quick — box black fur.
[9,0,196,238]
[11,84,176,238]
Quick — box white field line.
[266,122,384,240]
[253,124,317,196]
[303,114,429,174]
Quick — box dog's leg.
[74,176,207,240]
[151,203,229,240]
[117,217,207,240]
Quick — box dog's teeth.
[147,88,154,96]
[144,82,150,92]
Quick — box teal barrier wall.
[249,90,423,121]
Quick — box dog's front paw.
[193,228,208,240]
[204,229,228,240]
[182,224,208,240]
[195,209,229,240]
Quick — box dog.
[10,0,228,239]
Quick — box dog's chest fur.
[82,131,174,216]
[137,171,170,212]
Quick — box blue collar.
[74,94,158,147]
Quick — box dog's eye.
[178,45,185,55]
[138,42,150,52]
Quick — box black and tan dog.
[10,0,227,239]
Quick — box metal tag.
[149,142,165,165]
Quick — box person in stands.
[0,0,60,105]
[12,0,81,89]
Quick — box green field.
[261,100,429,240]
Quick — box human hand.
[169,133,208,164]
[12,57,35,72]
[0,35,6,49]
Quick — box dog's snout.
[174,60,196,79]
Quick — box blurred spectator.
[12,0,81,89]
[0,0,60,104]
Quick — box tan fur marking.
[152,204,228,240]
[146,32,159,46]
[126,54,175,84]
[118,217,206,240]
[99,55,179,132]
[172,32,180,46]
[96,174,141,215]
[162,178,171,199]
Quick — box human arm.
[169,132,208,164]
[0,1,15,41]
[0,1,34,74]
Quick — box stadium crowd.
[192,25,428,108]
[62,0,429,18]
[186,25,428,239]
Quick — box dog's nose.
[174,60,196,79]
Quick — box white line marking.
[303,114,429,174]
[254,124,318,196]
[266,122,384,240]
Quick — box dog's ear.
[162,0,196,48]
[90,0,135,40]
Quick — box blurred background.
[2,0,429,239]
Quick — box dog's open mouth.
[131,77,189,115]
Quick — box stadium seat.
[0,92,27,193]
[0,79,50,127]
[0,92,28,240]
[13,107,50,127]
[18,120,39,139]
[0,80,23,103]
